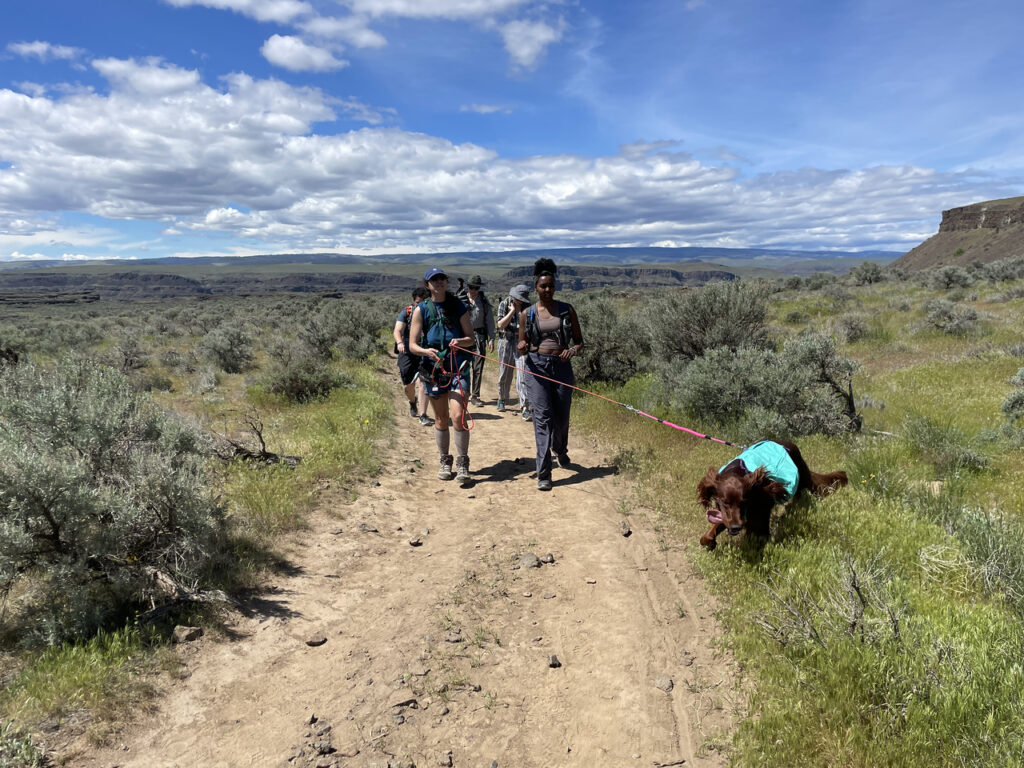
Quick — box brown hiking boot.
[438,454,454,481]
[455,456,471,486]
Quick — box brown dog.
[697,439,847,550]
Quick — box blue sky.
[1,0,1022,261]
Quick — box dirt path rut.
[81,364,735,768]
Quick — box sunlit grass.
[574,276,1024,767]
[0,626,166,743]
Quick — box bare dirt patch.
[74,364,736,768]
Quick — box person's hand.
[487,340,494,352]
[397,342,405,354]
[517,340,527,354]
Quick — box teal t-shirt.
[721,440,799,501]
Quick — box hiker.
[465,275,495,407]
[495,283,531,415]
[408,267,476,486]
[393,286,434,427]
[517,258,584,491]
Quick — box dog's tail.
[809,470,848,497]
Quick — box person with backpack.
[517,258,584,491]
[408,267,476,486]
[464,275,495,407]
[495,283,530,415]
[393,286,434,427]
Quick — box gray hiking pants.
[496,334,517,402]
[525,352,573,481]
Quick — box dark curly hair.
[533,257,557,279]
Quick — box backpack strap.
[526,301,572,349]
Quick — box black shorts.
[397,353,419,386]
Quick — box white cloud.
[336,97,397,124]
[162,0,313,24]
[0,62,1014,255]
[6,41,85,62]
[261,35,348,72]
[92,58,201,94]
[460,104,513,114]
[299,15,387,47]
[501,19,563,69]
[345,0,532,19]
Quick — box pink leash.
[460,346,746,450]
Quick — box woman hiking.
[408,267,476,486]
[517,258,584,491]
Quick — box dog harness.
[720,440,800,502]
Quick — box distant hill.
[896,196,1024,270]
[0,245,899,303]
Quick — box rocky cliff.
[896,195,1024,270]
[500,265,736,289]
[0,264,739,303]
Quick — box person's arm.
[393,312,408,354]
[516,308,529,354]
[496,300,516,331]
[560,305,585,362]
[455,309,475,348]
[485,300,496,344]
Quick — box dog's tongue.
[706,509,723,525]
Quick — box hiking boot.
[496,400,506,412]
[438,454,454,481]
[554,453,571,469]
[455,456,471,486]
[537,478,552,491]
[521,408,533,422]
[408,400,418,418]
[470,396,484,407]
[418,414,435,427]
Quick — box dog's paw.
[699,535,717,551]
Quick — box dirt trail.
[79,362,736,768]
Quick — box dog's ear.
[696,467,718,507]
[746,468,788,501]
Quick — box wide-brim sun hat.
[509,284,530,303]
[424,267,448,281]
[468,274,484,288]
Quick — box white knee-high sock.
[453,428,469,458]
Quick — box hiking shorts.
[419,355,469,398]
[397,352,419,386]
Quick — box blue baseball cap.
[424,267,448,281]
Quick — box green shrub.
[645,280,771,363]
[0,719,44,767]
[0,359,222,645]
[835,312,868,343]
[263,357,353,403]
[928,265,974,290]
[981,256,1024,283]
[199,324,255,373]
[902,415,988,475]
[660,332,860,438]
[849,261,885,285]
[572,292,649,385]
[924,298,978,335]
[299,299,390,361]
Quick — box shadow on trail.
[552,463,619,489]
[471,457,537,484]
[232,562,307,623]
[466,412,503,421]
